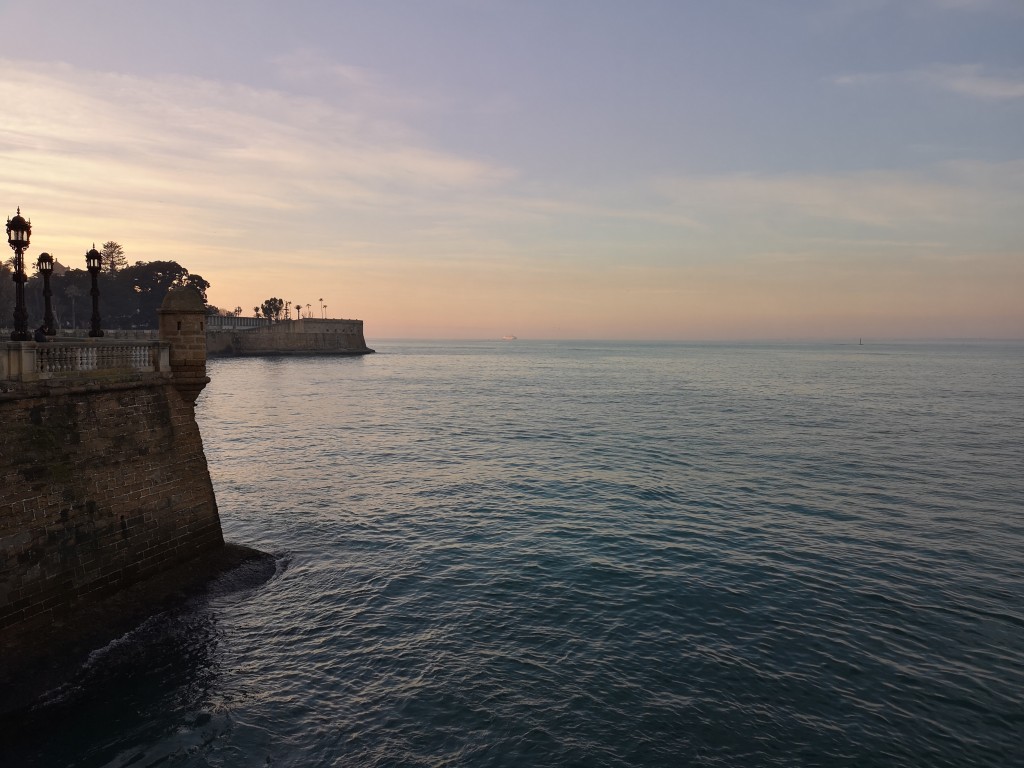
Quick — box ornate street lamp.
[6,207,32,341]
[86,245,104,337]
[36,252,56,336]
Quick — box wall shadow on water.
[0,554,278,768]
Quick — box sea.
[5,340,1024,768]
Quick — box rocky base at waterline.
[0,543,274,717]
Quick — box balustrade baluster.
[14,340,171,379]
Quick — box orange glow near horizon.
[0,57,1021,341]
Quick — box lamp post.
[37,251,56,336]
[6,207,31,341]
[86,245,104,337]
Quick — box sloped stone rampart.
[0,382,223,638]
[0,285,225,649]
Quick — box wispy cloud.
[270,49,432,116]
[651,162,1024,253]
[4,57,1020,267]
[835,63,1024,101]
[826,0,1018,15]
[923,0,997,9]
[0,59,515,255]
[922,64,1024,100]
[1,56,1019,338]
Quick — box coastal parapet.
[206,317,374,356]
[0,287,225,654]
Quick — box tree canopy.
[18,257,211,331]
[260,297,285,322]
[101,241,127,273]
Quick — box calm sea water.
[7,340,1024,767]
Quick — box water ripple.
[6,341,1023,767]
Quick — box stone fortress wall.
[0,287,224,643]
[206,317,372,356]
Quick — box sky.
[0,0,1021,340]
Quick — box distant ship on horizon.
[501,335,517,341]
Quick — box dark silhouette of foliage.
[260,297,285,322]
[101,241,127,274]
[19,258,210,330]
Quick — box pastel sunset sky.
[1,0,1021,340]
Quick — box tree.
[101,241,127,274]
[185,272,210,303]
[260,297,285,322]
[26,258,212,330]
[121,260,211,325]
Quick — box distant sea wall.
[206,318,373,356]
[0,287,224,643]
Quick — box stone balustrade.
[1,339,171,384]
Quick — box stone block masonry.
[206,317,374,356]
[0,286,225,646]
